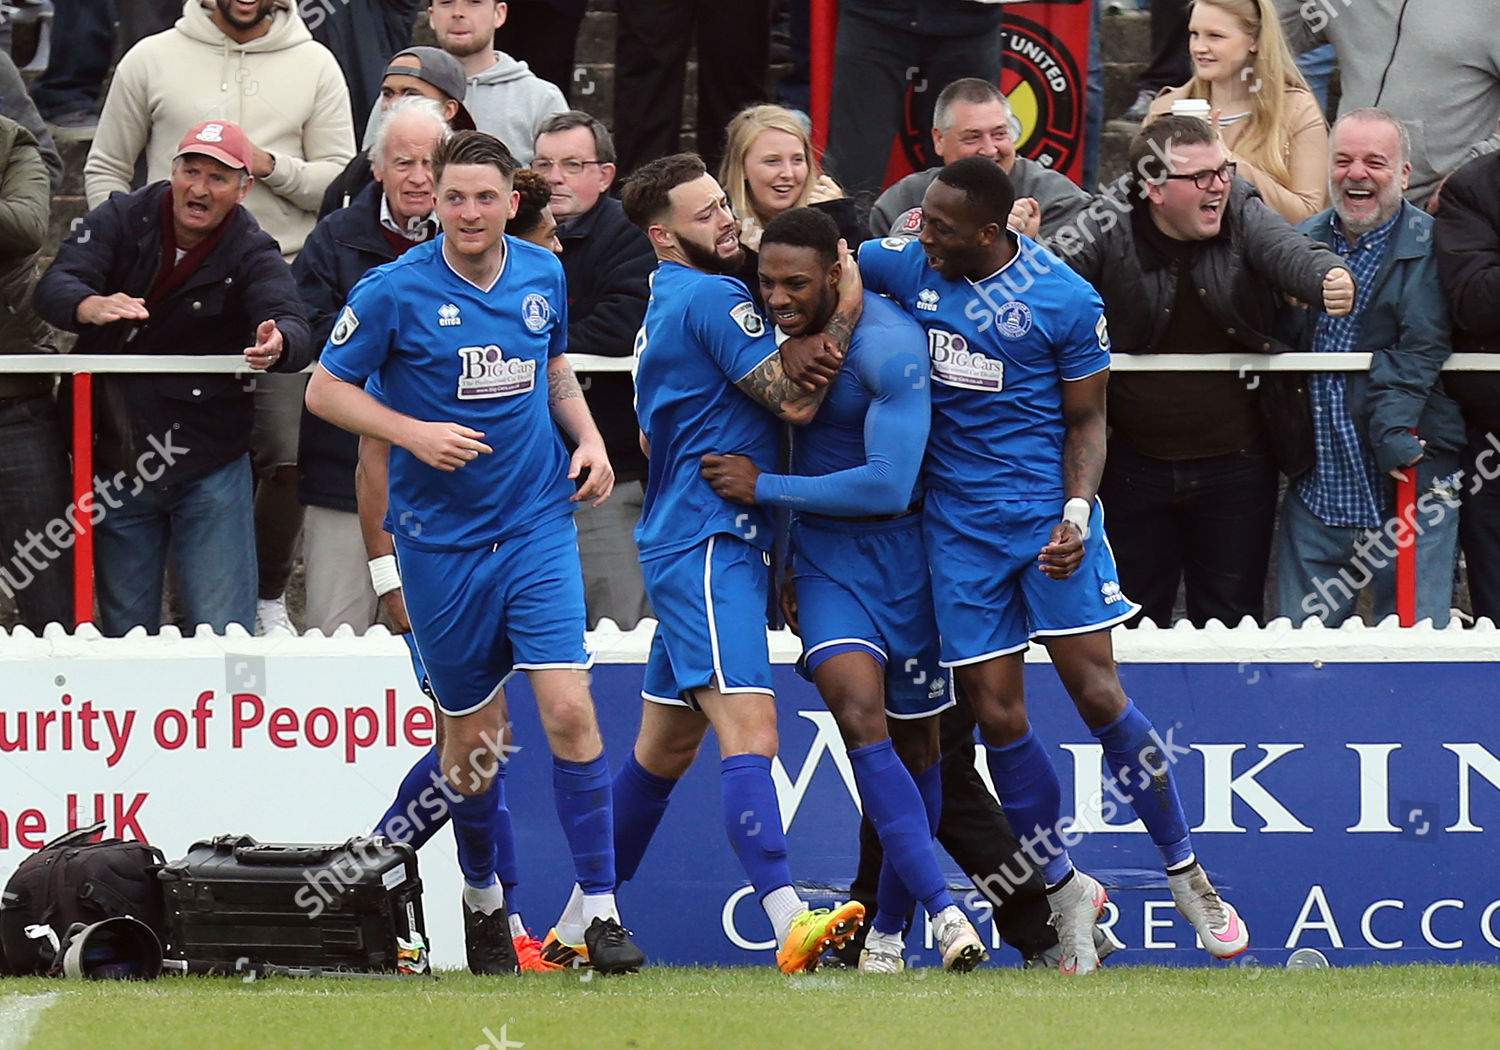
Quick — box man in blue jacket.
[294,96,449,635]
[33,119,312,636]
[1278,108,1466,626]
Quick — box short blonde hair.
[718,105,822,225]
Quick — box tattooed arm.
[548,354,614,506]
[737,246,865,425]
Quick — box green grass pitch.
[3,966,1497,1050]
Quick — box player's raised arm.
[547,354,615,506]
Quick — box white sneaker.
[932,906,987,972]
[858,929,905,974]
[255,596,294,636]
[1045,870,1107,976]
[1027,924,1118,970]
[1169,862,1249,958]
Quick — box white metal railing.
[6,350,1499,630]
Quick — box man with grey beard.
[1277,108,1466,626]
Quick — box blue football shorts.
[395,513,591,716]
[640,533,774,708]
[924,490,1140,666]
[791,512,953,719]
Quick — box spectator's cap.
[384,47,477,132]
[174,120,254,171]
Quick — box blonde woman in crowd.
[1145,0,1327,223]
[718,104,862,252]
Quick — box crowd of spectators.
[0,0,1497,636]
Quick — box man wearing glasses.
[532,111,656,630]
[1048,114,1354,628]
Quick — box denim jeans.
[29,0,113,119]
[0,394,74,631]
[1277,461,1461,627]
[1097,439,1278,626]
[94,453,257,636]
[1295,44,1337,117]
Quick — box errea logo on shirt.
[438,303,462,327]
[1102,580,1126,605]
[928,329,1003,392]
[916,289,940,312]
[456,345,536,399]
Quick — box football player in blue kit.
[548,153,865,974]
[857,156,1248,975]
[700,207,987,974]
[305,130,642,976]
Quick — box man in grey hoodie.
[363,1,566,165]
[1276,0,1499,207]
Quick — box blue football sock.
[1095,700,1193,869]
[449,779,500,889]
[914,761,943,833]
[553,752,617,895]
[984,730,1072,887]
[374,747,449,849]
[853,740,953,936]
[491,758,519,914]
[612,753,677,885]
[721,754,795,897]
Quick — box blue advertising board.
[495,659,1500,968]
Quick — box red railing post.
[810,0,837,153]
[72,372,93,628]
[1395,463,1417,627]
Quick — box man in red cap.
[34,119,313,637]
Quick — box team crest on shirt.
[995,300,1033,339]
[330,305,358,345]
[928,329,1004,391]
[730,301,766,337]
[437,303,462,327]
[522,293,551,333]
[916,288,940,312]
[456,344,536,399]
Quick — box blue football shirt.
[319,235,573,551]
[754,291,931,517]
[858,234,1110,501]
[632,261,781,560]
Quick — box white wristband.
[1062,498,1091,541]
[368,555,401,597]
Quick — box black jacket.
[1053,177,1342,356]
[841,0,1003,35]
[33,182,312,483]
[293,180,405,511]
[1435,151,1500,435]
[559,195,655,481]
[1052,177,1345,475]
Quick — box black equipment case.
[158,835,426,974]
